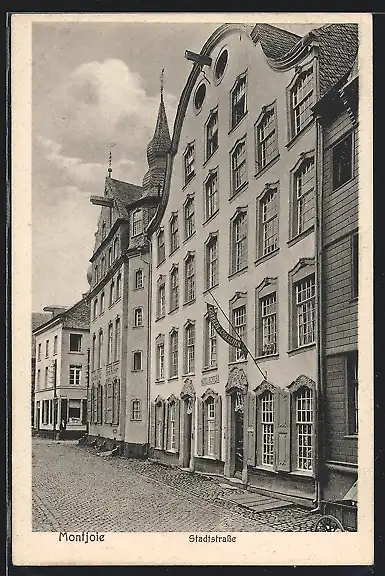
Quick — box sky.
[32,20,317,312]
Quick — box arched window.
[109,280,115,307]
[231,73,247,129]
[135,269,144,290]
[114,317,121,361]
[116,273,122,300]
[107,323,113,364]
[184,322,195,375]
[230,138,247,195]
[98,330,103,369]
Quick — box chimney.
[43,306,67,318]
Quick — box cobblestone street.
[32,438,321,532]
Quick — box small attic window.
[194,84,206,111]
[215,49,228,82]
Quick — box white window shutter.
[196,398,204,456]
[174,399,180,453]
[214,395,222,460]
[275,389,291,472]
[246,391,256,466]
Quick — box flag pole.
[207,289,268,381]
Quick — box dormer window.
[231,74,247,129]
[184,144,195,186]
[132,209,143,237]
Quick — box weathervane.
[160,68,165,97]
[106,142,116,176]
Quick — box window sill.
[182,174,196,191]
[203,147,219,168]
[203,210,219,226]
[155,379,165,384]
[155,315,165,322]
[133,325,144,329]
[169,247,180,257]
[165,449,178,455]
[287,226,314,247]
[332,175,355,194]
[228,359,248,367]
[108,303,115,310]
[131,369,143,373]
[198,454,217,461]
[115,296,122,304]
[183,231,196,244]
[130,418,142,422]
[228,266,248,280]
[287,343,316,356]
[168,376,179,382]
[228,111,248,136]
[252,465,278,475]
[133,287,144,292]
[183,299,196,308]
[289,469,314,479]
[169,307,179,315]
[286,119,314,150]
[156,259,166,269]
[254,353,279,361]
[203,284,219,295]
[254,154,280,180]
[255,248,280,266]
[229,181,248,203]
[68,351,83,355]
[202,366,218,374]
[344,434,358,440]
[182,372,195,378]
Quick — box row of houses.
[33,21,359,508]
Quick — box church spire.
[142,69,171,191]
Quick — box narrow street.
[32,438,320,532]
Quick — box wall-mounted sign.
[207,303,248,357]
[201,373,219,387]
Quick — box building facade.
[86,91,170,457]
[147,22,358,506]
[33,298,90,439]
[315,58,359,502]
[31,312,51,427]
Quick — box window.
[184,197,195,239]
[347,351,358,435]
[168,401,177,450]
[233,305,246,361]
[205,398,216,456]
[37,343,41,361]
[112,378,120,424]
[295,388,313,471]
[258,187,279,258]
[231,75,247,128]
[157,280,166,318]
[184,254,196,303]
[69,365,82,386]
[260,293,277,356]
[293,157,315,236]
[107,323,113,364]
[53,335,58,355]
[44,366,48,387]
[97,384,103,424]
[231,140,247,194]
[155,401,164,449]
[333,133,353,189]
[214,49,228,81]
[205,171,219,220]
[108,247,112,268]
[94,265,99,284]
[295,276,316,347]
[133,351,143,371]
[45,340,49,358]
[289,68,314,137]
[204,317,217,368]
[205,234,218,290]
[206,110,218,159]
[169,330,178,378]
[93,299,98,320]
[101,221,106,240]
[184,144,195,185]
[156,341,165,380]
[255,104,278,171]
[170,266,179,312]
[114,318,121,361]
[92,334,96,371]
[231,210,247,273]
[113,237,119,260]
[70,333,82,352]
[135,269,144,290]
[170,213,179,253]
[184,323,195,374]
[100,291,105,314]
[101,256,106,277]
[134,307,144,327]
[68,399,81,422]
[131,399,141,421]
[116,274,122,299]
[352,232,359,299]
[261,392,275,466]
[36,369,41,391]
[109,280,115,306]
[132,209,143,237]
[98,330,103,368]
[157,229,165,265]
[194,84,206,110]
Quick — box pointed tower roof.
[142,71,171,192]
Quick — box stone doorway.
[224,366,248,483]
[179,379,195,471]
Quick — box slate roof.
[108,178,145,220]
[251,23,300,59]
[31,312,52,356]
[32,297,90,336]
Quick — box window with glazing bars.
[107,323,113,363]
[347,351,359,435]
[170,331,178,377]
[231,76,246,128]
[114,318,121,361]
[233,305,246,361]
[206,236,218,289]
[296,388,313,471]
[291,69,314,136]
[69,365,82,386]
[155,403,163,449]
[261,293,277,356]
[206,110,218,159]
[185,255,195,303]
[184,197,195,239]
[98,330,103,368]
[170,268,179,311]
[295,276,315,347]
[185,324,195,374]
[261,393,274,466]
[157,230,165,263]
[206,398,216,456]
[132,400,141,420]
[294,158,315,235]
[158,283,165,318]
[231,141,247,193]
[232,212,247,272]
[184,145,195,184]
[134,307,143,327]
[168,402,176,450]
[135,269,144,289]
[205,172,219,219]
[157,343,165,380]
[260,189,278,256]
[170,214,179,252]
[132,209,143,236]
[256,109,278,169]
[205,318,217,368]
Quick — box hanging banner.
[207,303,248,357]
